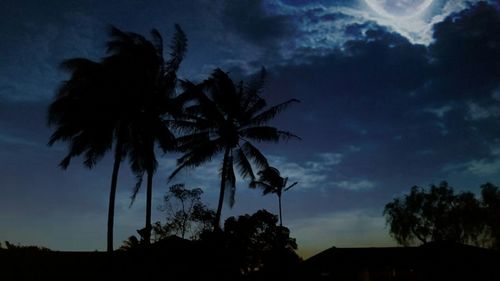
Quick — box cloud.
[331,180,376,191]
[466,102,500,120]
[159,152,343,195]
[424,105,453,118]
[465,158,500,176]
[348,145,361,152]
[429,2,500,101]
[0,133,43,148]
[221,0,294,46]
[306,152,343,169]
[443,145,500,176]
[269,0,487,54]
[492,86,500,101]
[269,153,342,189]
[255,2,500,203]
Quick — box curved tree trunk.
[144,169,153,245]
[107,137,123,252]
[214,146,231,231]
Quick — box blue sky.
[1,0,499,257]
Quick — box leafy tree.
[153,184,215,240]
[251,166,297,226]
[219,210,300,276]
[118,236,141,251]
[383,181,483,246]
[170,68,299,229]
[480,183,500,249]
[48,25,188,250]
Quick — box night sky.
[1,0,500,258]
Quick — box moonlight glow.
[364,0,434,19]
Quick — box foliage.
[210,209,301,275]
[118,236,141,251]
[480,183,500,250]
[48,24,190,249]
[383,181,500,247]
[153,184,215,240]
[250,166,297,226]
[0,241,51,252]
[170,68,300,229]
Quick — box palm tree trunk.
[278,194,283,227]
[214,146,231,231]
[144,169,153,245]
[107,137,123,252]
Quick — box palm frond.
[207,69,239,115]
[234,147,255,180]
[165,24,187,73]
[240,126,300,142]
[59,58,101,73]
[169,138,222,181]
[284,181,298,191]
[241,141,269,169]
[150,28,164,62]
[175,132,211,152]
[249,180,274,194]
[242,96,266,121]
[106,25,144,54]
[153,118,176,153]
[59,154,72,169]
[246,99,300,126]
[129,172,144,207]
[244,67,267,97]
[164,119,206,135]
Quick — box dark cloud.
[221,0,294,46]
[256,2,500,204]
[280,0,353,6]
[428,2,500,101]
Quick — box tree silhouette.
[169,68,299,229]
[48,24,188,250]
[118,235,141,251]
[480,183,500,250]
[154,184,215,239]
[250,166,297,227]
[48,51,126,252]
[383,181,483,246]
[113,25,189,245]
[220,209,300,276]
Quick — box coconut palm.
[113,25,189,244]
[48,54,129,252]
[170,68,299,230]
[48,24,187,250]
[250,166,297,227]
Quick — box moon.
[364,0,434,19]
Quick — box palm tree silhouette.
[251,166,297,227]
[170,68,299,230]
[116,25,188,245]
[48,54,127,252]
[48,24,187,250]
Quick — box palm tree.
[170,68,299,230]
[250,166,297,227]
[48,54,129,252]
[48,24,187,251]
[113,25,189,245]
